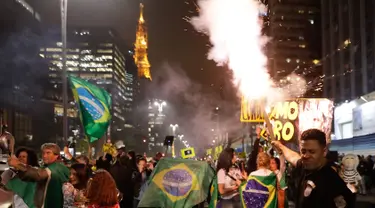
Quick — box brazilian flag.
[208,175,219,208]
[240,173,281,208]
[6,177,37,208]
[69,75,112,142]
[138,158,215,208]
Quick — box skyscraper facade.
[0,0,51,147]
[267,0,322,97]
[41,28,130,141]
[322,0,375,103]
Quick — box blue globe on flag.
[162,169,193,197]
[77,87,105,121]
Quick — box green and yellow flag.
[6,177,36,208]
[239,173,278,208]
[138,158,215,208]
[208,175,219,208]
[69,75,112,142]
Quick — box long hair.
[70,163,90,190]
[87,169,118,206]
[216,148,235,173]
[15,147,39,167]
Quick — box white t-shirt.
[217,167,242,199]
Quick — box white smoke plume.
[190,0,307,102]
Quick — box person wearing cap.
[110,140,134,208]
[8,143,70,208]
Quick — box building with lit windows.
[322,1,375,103]
[267,0,322,97]
[40,28,130,141]
[147,99,168,153]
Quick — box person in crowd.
[8,143,70,208]
[272,129,355,208]
[246,129,263,174]
[127,150,137,171]
[96,154,112,172]
[270,154,287,208]
[132,157,152,208]
[63,163,90,208]
[153,152,163,167]
[217,148,245,208]
[1,147,39,208]
[110,149,133,208]
[86,169,120,208]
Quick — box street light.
[170,124,178,135]
[60,0,68,142]
[178,135,184,140]
[154,101,167,114]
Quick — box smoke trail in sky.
[191,0,272,99]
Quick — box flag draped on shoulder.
[138,158,215,208]
[6,177,37,208]
[69,75,112,142]
[240,173,278,208]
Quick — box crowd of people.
[1,128,375,208]
[1,142,161,208]
[212,129,375,208]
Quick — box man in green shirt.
[8,143,70,208]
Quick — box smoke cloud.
[190,0,307,103]
[145,62,242,148]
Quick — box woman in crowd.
[217,148,246,208]
[86,169,120,208]
[1,147,39,208]
[63,163,90,208]
[270,155,287,208]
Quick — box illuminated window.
[97,49,113,53]
[298,10,304,14]
[309,20,314,24]
[286,58,291,63]
[100,43,113,47]
[67,67,78,71]
[46,48,62,52]
[313,59,320,65]
[56,42,62,47]
[298,36,304,40]
[296,59,300,63]
[299,44,306,48]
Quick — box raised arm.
[8,155,49,182]
[271,141,300,167]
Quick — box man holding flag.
[7,143,70,208]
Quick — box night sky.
[31,0,238,147]
[32,0,226,89]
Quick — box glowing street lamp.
[178,135,184,140]
[170,124,178,135]
[154,101,167,114]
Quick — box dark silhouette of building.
[0,0,53,149]
[322,0,375,103]
[267,0,322,97]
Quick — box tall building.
[147,99,168,154]
[267,0,322,97]
[322,0,375,103]
[40,28,131,142]
[134,3,152,80]
[0,0,52,148]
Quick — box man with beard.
[272,129,355,208]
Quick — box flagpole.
[61,0,68,143]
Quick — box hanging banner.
[241,98,334,143]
